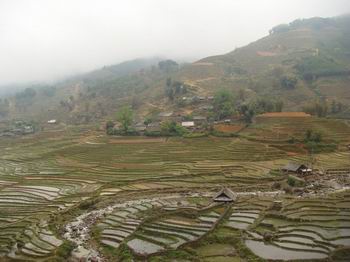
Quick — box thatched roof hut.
[213,187,236,202]
[282,162,311,174]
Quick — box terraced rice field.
[127,207,223,255]
[244,192,350,260]
[242,116,350,143]
[0,117,348,261]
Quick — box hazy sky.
[0,0,349,86]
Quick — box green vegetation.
[213,89,235,120]
[164,77,188,101]
[280,75,298,89]
[0,115,348,260]
[296,55,347,80]
[287,175,305,187]
[303,101,328,117]
[0,13,350,262]
[116,106,133,134]
[158,59,179,72]
[55,241,76,260]
[161,121,187,136]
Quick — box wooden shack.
[213,187,236,202]
[282,162,312,175]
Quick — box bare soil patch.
[257,112,311,117]
[108,137,166,144]
[256,51,277,57]
[214,124,245,133]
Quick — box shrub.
[183,132,207,138]
[304,129,322,143]
[56,241,75,259]
[213,89,235,120]
[161,121,188,136]
[287,175,305,187]
[78,199,97,210]
[280,75,298,89]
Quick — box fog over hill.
[0,0,349,87]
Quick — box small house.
[199,105,213,111]
[193,116,207,125]
[23,125,34,134]
[213,187,236,202]
[47,119,57,124]
[134,123,146,133]
[158,112,178,123]
[282,162,312,175]
[146,122,161,133]
[158,112,173,118]
[181,121,195,128]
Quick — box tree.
[166,77,172,87]
[116,106,133,134]
[213,89,235,120]
[238,104,255,123]
[106,121,115,130]
[0,99,9,117]
[303,101,328,117]
[131,95,141,109]
[164,78,174,101]
[275,100,284,112]
[158,60,178,72]
[105,121,115,135]
[42,86,56,97]
[238,89,246,102]
[161,121,187,136]
[304,129,322,143]
[280,75,298,89]
[269,24,290,34]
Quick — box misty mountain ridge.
[1,14,350,123]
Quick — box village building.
[146,122,161,133]
[0,132,15,137]
[193,116,207,125]
[213,187,236,202]
[158,112,173,118]
[181,121,195,128]
[172,111,185,122]
[203,105,213,110]
[158,112,181,123]
[23,125,34,134]
[47,119,57,124]
[134,122,146,133]
[282,162,312,175]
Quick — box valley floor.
[0,123,349,261]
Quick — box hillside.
[1,15,350,124]
[175,15,350,112]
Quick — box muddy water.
[127,238,164,255]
